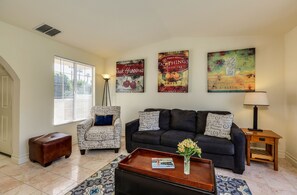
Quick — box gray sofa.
[125,108,246,174]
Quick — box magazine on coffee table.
[152,158,175,169]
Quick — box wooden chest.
[29,132,72,167]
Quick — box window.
[54,56,94,125]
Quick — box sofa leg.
[114,148,119,153]
[233,169,244,174]
[80,150,86,155]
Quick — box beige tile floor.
[0,139,296,195]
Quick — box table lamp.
[102,74,111,106]
[243,91,269,131]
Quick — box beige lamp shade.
[244,91,269,106]
[101,74,111,80]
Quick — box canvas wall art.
[116,59,144,93]
[207,48,255,92]
[158,50,189,93]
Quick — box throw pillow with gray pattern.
[139,111,160,131]
[204,113,233,140]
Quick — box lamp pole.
[253,105,258,130]
[102,74,111,106]
[102,78,111,106]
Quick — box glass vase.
[184,156,190,175]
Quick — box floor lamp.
[243,91,269,131]
[102,74,111,106]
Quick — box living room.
[0,0,297,194]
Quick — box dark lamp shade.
[244,91,269,106]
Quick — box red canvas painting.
[158,50,189,93]
[116,59,144,93]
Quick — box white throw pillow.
[139,111,160,131]
[204,113,233,140]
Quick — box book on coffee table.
[152,158,175,169]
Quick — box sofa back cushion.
[145,108,171,130]
[170,109,196,132]
[196,111,231,134]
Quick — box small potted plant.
[177,139,202,175]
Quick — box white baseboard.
[286,152,297,168]
[11,153,29,164]
[279,150,285,158]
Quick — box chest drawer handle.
[259,137,265,141]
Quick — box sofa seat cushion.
[194,135,234,155]
[161,130,196,147]
[132,130,167,145]
[85,126,115,141]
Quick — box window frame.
[53,56,95,126]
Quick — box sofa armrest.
[231,123,244,140]
[125,119,139,152]
[77,118,93,143]
[230,123,246,174]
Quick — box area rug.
[66,155,252,195]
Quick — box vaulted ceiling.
[1,0,297,58]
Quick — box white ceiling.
[1,0,297,58]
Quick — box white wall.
[285,25,297,166]
[105,36,286,157]
[0,18,289,163]
[0,21,105,163]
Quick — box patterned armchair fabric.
[77,106,121,154]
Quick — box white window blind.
[54,56,94,125]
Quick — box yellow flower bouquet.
[177,139,202,175]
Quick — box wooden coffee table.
[115,148,216,195]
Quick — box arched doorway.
[0,56,20,161]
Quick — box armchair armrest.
[114,117,122,137]
[230,123,246,174]
[77,118,93,142]
[125,119,139,152]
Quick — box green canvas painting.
[207,48,255,92]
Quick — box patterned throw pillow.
[139,111,160,131]
[204,113,233,140]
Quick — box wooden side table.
[241,128,282,171]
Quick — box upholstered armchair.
[77,106,121,155]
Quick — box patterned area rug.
[66,155,252,195]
